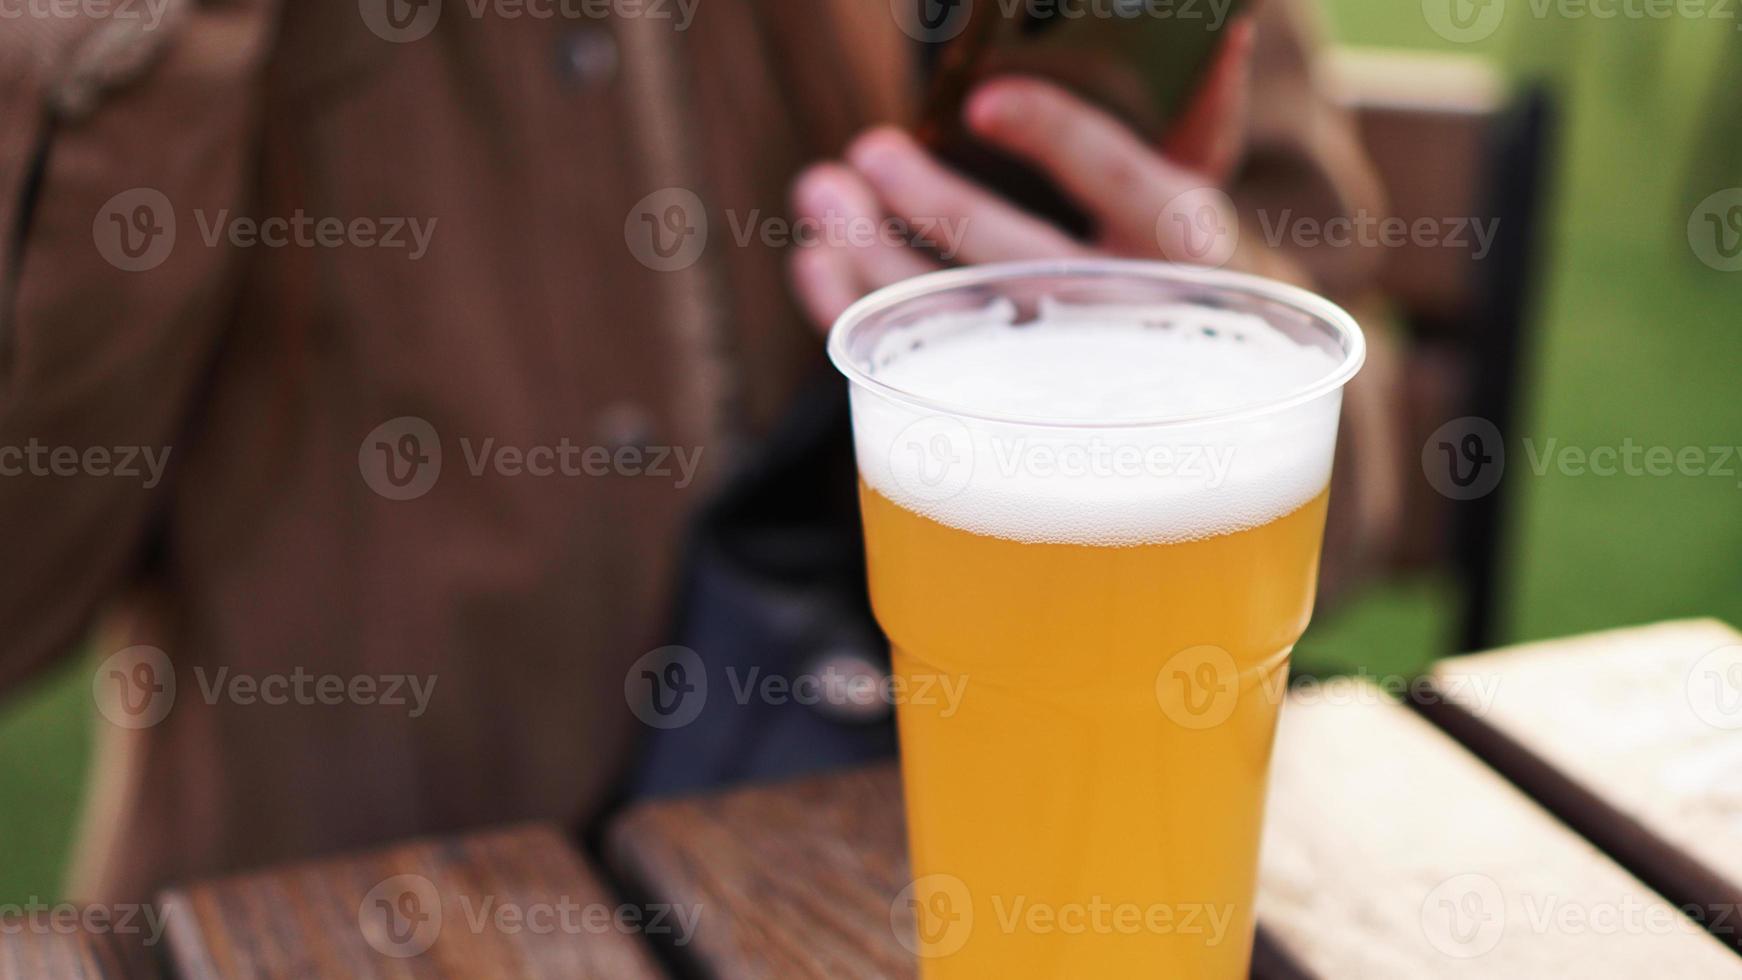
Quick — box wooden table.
[7,621,1741,978]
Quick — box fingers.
[788,163,937,330]
[1163,19,1257,183]
[787,231,862,330]
[846,127,1093,265]
[964,76,1201,250]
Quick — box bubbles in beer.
[850,298,1347,546]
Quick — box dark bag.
[626,373,896,800]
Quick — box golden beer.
[830,261,1363,978]
[865,483,1326,977]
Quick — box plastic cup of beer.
[827,260,1365,978]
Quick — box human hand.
[789,19,1259,329]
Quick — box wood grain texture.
[1257,684,1740,977]
[0,920,161,980]
[608,763,1319,979]
[608,767,916,978]
[158,824,662,979]
[1425,618,1742,949]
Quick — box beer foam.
[849,298,1349,545]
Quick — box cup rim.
[826,259,1366,430]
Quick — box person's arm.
[1233,0,1388,299]
[0,2,276,692]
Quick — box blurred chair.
[1327,49,1557,652]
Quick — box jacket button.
[557,29,619,85]
[595,402,657,452]
[803,650,895,725]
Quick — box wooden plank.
[1424,618,1742,950]
[607,763,1321,978]
[1257,684,1739,977]
[158,824,664,979]
[0,913,162,980]
[607,767,915,978]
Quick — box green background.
[3,2,1740,901]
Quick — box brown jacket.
[1,0,1381,902]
